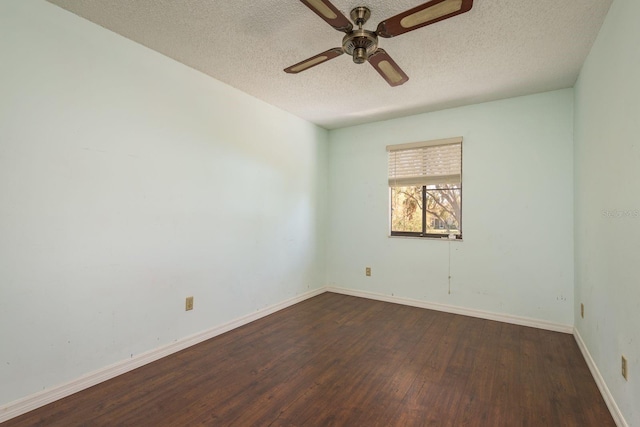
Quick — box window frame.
[389,184,463,239]
[387,137,463,240]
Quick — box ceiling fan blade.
[368,49,409,87]
[376,0,473,38]
[284,48,344,74]
[299,0,353,33]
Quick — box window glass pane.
[391,186,423,233]
[425,184,461,235]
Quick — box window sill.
[388,235,463,242]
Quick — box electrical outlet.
[581,303,584,319]
[185,296,194,311]
[622,355,628,381]
[365,267,371,276]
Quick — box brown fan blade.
[368,49,409,87]
[376,0,473,38]
[284,48,344,74]
[299,0,353,33]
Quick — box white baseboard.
[573,329,628,427]
[0,287,325,423]
[3,287,623,425]
[325,286,574,334]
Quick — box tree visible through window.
[387,138,462,239]
[391,184,461,236]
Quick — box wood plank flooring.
[3,292,614,426]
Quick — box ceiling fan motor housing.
[342,29,378,64]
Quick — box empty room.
[0,0,638,425]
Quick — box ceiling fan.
[284,0,474,86]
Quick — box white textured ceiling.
[46,0,612,129]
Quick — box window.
[387,137,462,239]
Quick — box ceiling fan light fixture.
[306,0,338,20]
[400,0,463,29]
[353,47,367,64]
[342,27,378,65]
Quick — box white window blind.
[387,137,462,187]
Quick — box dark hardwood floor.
[3,292,614,426]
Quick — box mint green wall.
[574,0,640,424]
[2,0,636,423]
[0,1,328,406]
[327,90,575,326]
